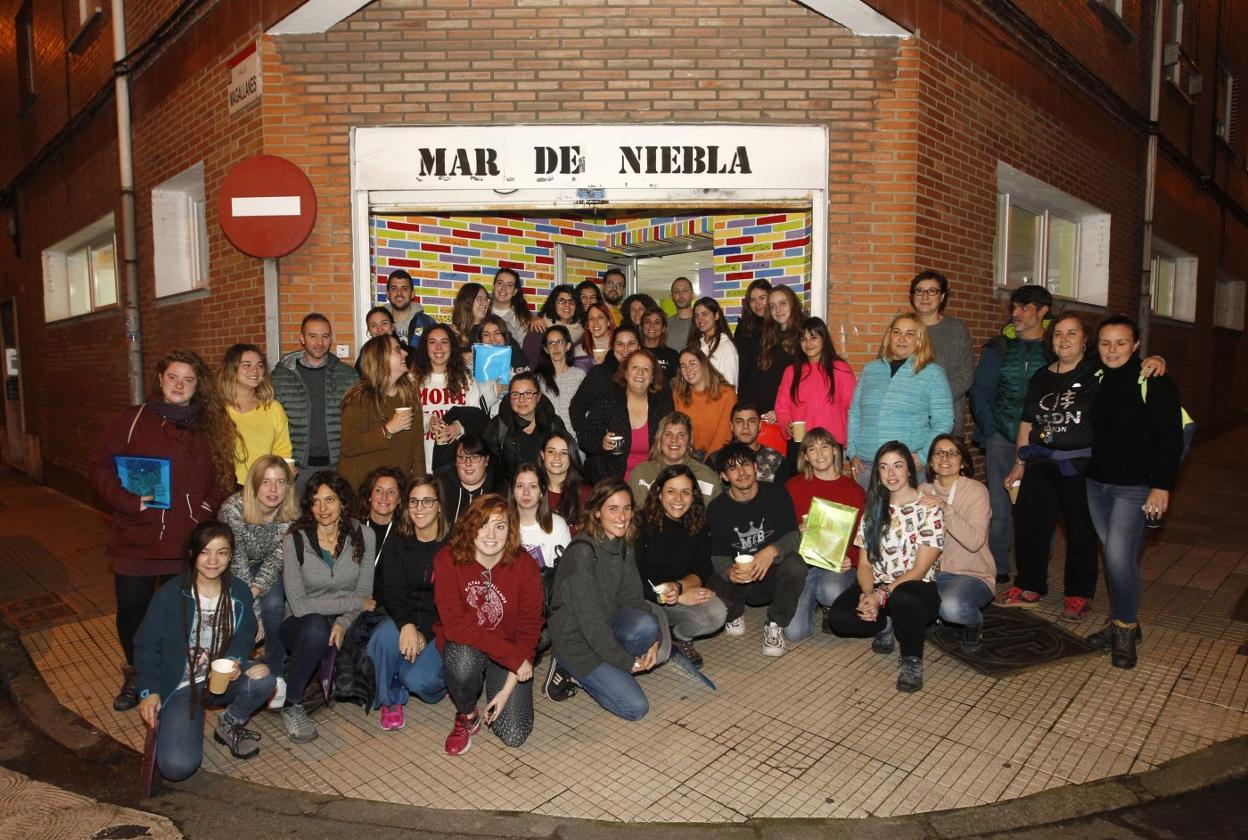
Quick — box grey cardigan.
[282,520,376,633]
[219,493,290,605]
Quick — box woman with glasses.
[523,285,585,367]
[687,297,738,386]
[484,372,570,487]
[539,431,589,530]
[639,306,680,384]
[672,348,736,459]
[910,271,973,438]
[574,302,615,371]
[532,324,586,442]
[367,475,449,731]
[916,435,994,651]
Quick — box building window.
[1163,0,1201,98]
[1150,239,1197,322]
[994,163,1111,306]
[43,215,118,322]
[16,0,35,109]
[1215,65,1236,145]
[1215,275,1245,331]
[1095,0,1123,18]
[152,163,210,298]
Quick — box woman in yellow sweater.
[219,344,292,486]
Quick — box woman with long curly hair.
[742,284,804,417]
[826,441,944,693]
[409,323,492,471]
[451,282,491,346]
[433,494,543,755]
[338,334,424,488]
[134,521,276,779]
[279,471,377,743]
[686,296,738,386]
[634,464,727,667]
[217,343,291,485]
[88,349,237,712]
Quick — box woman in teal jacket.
[134,522,275,781]
[848,313,954,489]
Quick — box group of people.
[87,265,1185,783]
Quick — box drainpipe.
[111,0,143,404]
[1138,0,1165,353]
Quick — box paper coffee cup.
[209,658,234,694]
[792,421,806,442]
[1008,480,1021,504]
[395,406,412,417]
[734,554,753,565]
[283,458,296,469]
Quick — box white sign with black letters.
[227,43,262,116]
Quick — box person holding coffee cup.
[579,349,673,483]
[775,317,856,457]
[133,522,275,780]
[337,334,425,488]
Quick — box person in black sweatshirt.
[366,475,449,732]
[634,464,727,667]
[434,434,500,527]
[544,480,671,719]
[1083,314,1183,669]
[705,442,807,657]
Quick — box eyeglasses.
[456,454,487,464]
[510,390,539,399]
[913,288,942,297]
[545,339,568,348]
[678,361,701,370]
[408,497,439,509]
[932,448,961,459]
[555,297,575,305]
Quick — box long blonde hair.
[217,344,275,409]
[343,335,417,421]
[877,313,934,373]
[242,455,299,524]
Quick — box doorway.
[0,298,26,470]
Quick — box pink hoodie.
[774,360,856,446]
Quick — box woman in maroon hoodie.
[433,493,543,756]
[88,349,237,712]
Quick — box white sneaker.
[267,676,287,710]
[724,617,746,636]
[762,622,787,657]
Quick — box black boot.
[896,656,924,692]
[1087,622,1142,651]
[960,625,983,653]
[1110,622,1138,669]
[113,665,138,711]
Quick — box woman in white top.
[687,297,738,386]
[533,324,586,443]
[510,464,571,570]
[409,325,492,471]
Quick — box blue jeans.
[985,432,1015,577]
[156,661,276,781]
[1086,480,1150,624]
[785,566,857,642]
[560,607,659,722]
[935,572,993,629]
[251,567,287,676]
[367,617,446,707]
[280,613,332,702]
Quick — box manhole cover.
[1,591,77,629]
[93,826,153,839]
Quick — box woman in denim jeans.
[218,455,297,709]
[1085,315,1184,669]
[134,522,275,781]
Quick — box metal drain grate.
[1,591,77,630]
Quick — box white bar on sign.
[231,196,301,217]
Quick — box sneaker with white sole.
[724,617,746,636]
[762,621,786,656]
[267,676,287,710]
[279,703,318,743]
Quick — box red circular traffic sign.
[218,155,317,258]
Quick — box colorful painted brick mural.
[369,212,811,325]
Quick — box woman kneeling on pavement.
[434,494,544,755]
[634,464,727,667]
[279,471,376,743]
[368,475,449,731]
[826,441,944,692]
[134,522,276,779]
[545,480,671,719]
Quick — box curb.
[3,623,1247,838]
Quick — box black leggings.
[443,642,533,748]
[115,573,166,666]
[1013,461,1098,598]
[826,580,940,658]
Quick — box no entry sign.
[218,155,317,258]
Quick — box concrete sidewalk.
[0,426,1246,835]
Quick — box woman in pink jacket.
[775,317,856,452]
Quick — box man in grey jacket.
[271,313,359,495]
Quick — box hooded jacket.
[483,392,569,486]
[271,350,359,466]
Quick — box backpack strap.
[293,530,306,566]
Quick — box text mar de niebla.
[414,146,754,178]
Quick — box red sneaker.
[1062,596,1092,621]
[379,704,405,731]
[996,586,1041,607]
[445,711,482,756]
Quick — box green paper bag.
[799,497,858,572]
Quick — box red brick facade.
[1,0,1245,499]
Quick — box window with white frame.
[1150,239,1197,322]
[1215,65,1236,145]
[1096,0,1123,18]
[1164,0,1200,97]
[42,215,118,322]
[152,163,210,298]
[993,162,1111,306]
[1215,274,1245,331]
[76,0,101,28]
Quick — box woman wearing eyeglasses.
[532,324,586,443]
[522,285,585,367]
[366,476,449,732]
[434,434,500,524]
[484,372,570,488]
